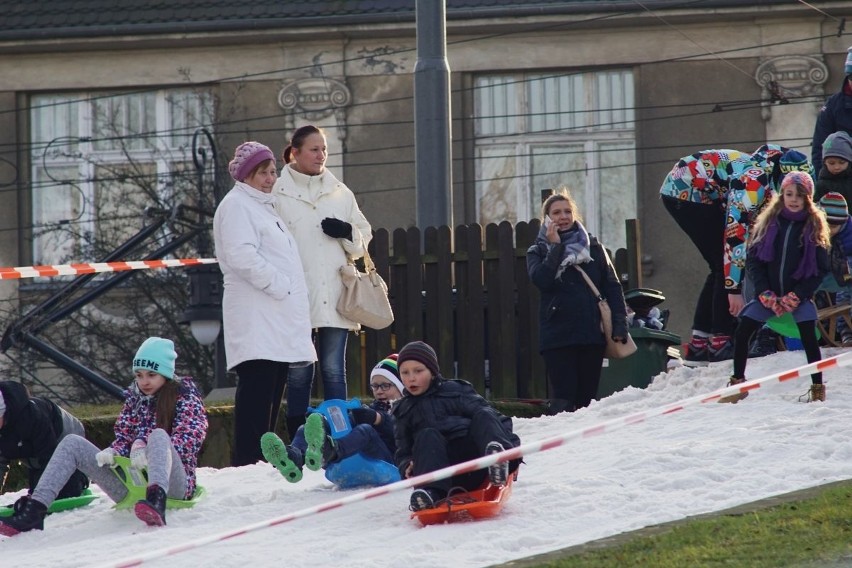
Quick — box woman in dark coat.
[526,189,629,414]
[0,381,88,502]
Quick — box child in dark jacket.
[0,382,89,505]
[261,355,402,484]
[814,131,852,203]
[819,193,852,346]
[0,337,208,536]
[392,341,522,512]
[721,172,831,404]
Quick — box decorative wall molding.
[277,77,352,139]
[754,55,828,121]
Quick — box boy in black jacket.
[392,341,522,512]
[0,381,89,504]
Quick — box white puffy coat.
[213,182,317,370]
[273,165,373,330]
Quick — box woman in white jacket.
[213,141,317,466]
[273,125,372,439]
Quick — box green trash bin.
[597,327,681,399]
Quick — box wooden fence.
[341,219,642,401]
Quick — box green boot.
[304,414,337,471]
[260,432,303,483]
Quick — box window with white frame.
[474,70,636,249]
[30,89,213,265]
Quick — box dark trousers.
[733,316,823,384]
[232,359,289,466]
[542,344,606,412]
[411,410,521,494]
[662,196,735,335]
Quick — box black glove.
[321,218,352,240]
[349,407,378,426]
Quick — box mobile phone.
[544,216,554,228]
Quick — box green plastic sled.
[0,488,98,518]
[111,456,205,510]
[765,312,821,340]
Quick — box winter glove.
[321,217,353,240]
[779,291,800,313]
[349,407,378,426]
[758,290,777,310]
[759,290,784,317]
[130,439,148,471]
[95,447,117,468]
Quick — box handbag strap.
[573,265,605,301]
[360,239,377,273]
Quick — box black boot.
[134,485,167,527]
[0,496,48,536]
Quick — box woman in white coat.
[273,125,372,439]
[213,141,317,466]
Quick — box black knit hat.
[397,341,440,377]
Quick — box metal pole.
[414,0,453,230]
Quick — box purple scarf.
[751,207,818,280]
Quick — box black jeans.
[231,359,290,466]
[542,344,606,412]
[411,410,521,494]
[662,196,735,335]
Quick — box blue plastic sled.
[309,399,401,490]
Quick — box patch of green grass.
[518,485,852,568]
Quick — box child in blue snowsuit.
[261,355,402,484]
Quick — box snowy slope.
[3,348,852,568]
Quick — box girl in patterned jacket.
[0,337,208,536]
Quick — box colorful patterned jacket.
[660,144,806,292]
[110,377,207,499]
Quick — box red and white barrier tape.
[96,350,852,568]
[0,258,218,280]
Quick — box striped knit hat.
[370,354,404,394]
[820,192,850,225]
[397,341,440,378]
[780,171,814,197]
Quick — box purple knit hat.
[397,341,441,377]
[229,141,275,182]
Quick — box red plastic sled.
[411,472,516,525]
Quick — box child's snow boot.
[486,441,509,486]
[0,496,47,536]
[134,484,167,527]
[800,383,826,403]
[261,432,304,483]
[409,488,445,512]
[304,413,337,471]
[717,376,749,404]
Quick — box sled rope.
[95,350,852,568]
[0,258,218,280]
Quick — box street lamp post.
[180,127,228,390]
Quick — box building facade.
[1,0,851,346]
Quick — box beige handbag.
[573,252,637,359]
[336,246,394,330]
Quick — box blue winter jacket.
[812,78,852,178]
[526,235,627,352]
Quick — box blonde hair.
[541,187,583,224]
[750,186,830,250]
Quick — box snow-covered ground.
[3,348,852,568]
